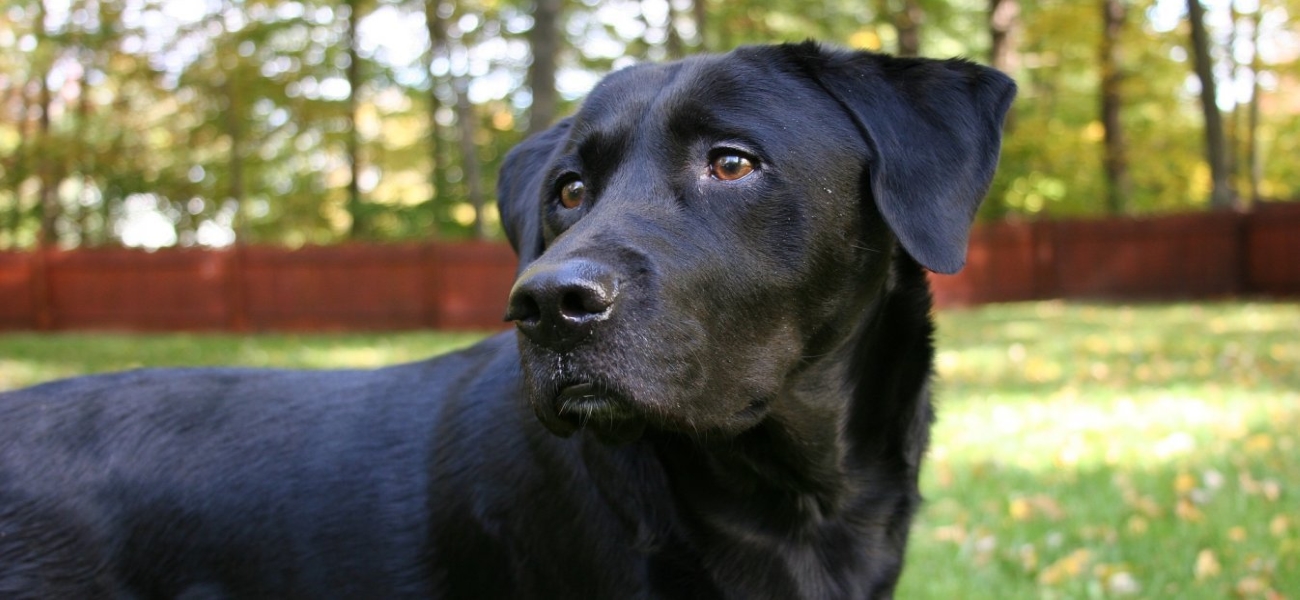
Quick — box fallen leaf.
[1235,576,1268,596]
[1261,479,1281,502]
[1176,498,1205,522]
[1107,571,1141,596]
[1269,515,1289,537]
[1194,549,1221,581]
[1038,548,1092,585]
[1245,433,1274,453]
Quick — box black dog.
[0,43,1013,599]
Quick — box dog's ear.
[785,43,1016,274]
[497,118,573,271]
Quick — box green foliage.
[0,0,1296,249]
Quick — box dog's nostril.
[506,259,620,345]
[559,286,612,321]
[504,291,541,324]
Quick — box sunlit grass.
[0,331,489,390]
[0,302,1297,596]
[899,301,1300,598]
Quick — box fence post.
[1234,209,1251,296]
[30,246,54,330]
[422,242,441,329]
[1032,219,1057,300]
[226,245,251,331]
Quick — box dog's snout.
[505,259,619,347]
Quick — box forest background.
[1,0,1297,250]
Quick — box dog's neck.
[646,251,935,527]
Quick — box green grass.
[902,301,1300,599]
[1,301,1297,597]
[0,330,489,390]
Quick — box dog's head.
[498,43,1014,443]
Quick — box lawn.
[1,301,1297,598]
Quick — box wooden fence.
[0,242,519,331]
[929,202,1300,306]
[0,205,1297,332]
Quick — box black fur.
[0,43,1013,599]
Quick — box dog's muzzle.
[506,259,646,443]
[528,382,646,445]
[504,259,620,352]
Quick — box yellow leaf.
[1038,549,1092,586]
[1176,498,1204,522]
[933,524,967,544]
[1261,479,1281,502]
[1245,433,1274,453]
[1270,515,1290,537]
[1228,526,1248,542]
[1235,576,1268,596]
[1174,472,1197,494]
[1194,549,1221,581]
[1009,498,1032,521]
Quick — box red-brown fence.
[0,206,1297,332]
[929,203,1300,307]
[0,242,519,331]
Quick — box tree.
[1244,4,1263,204]
[1100,0,1131,214]
[345,0,367,238]
[894,0,924,56]
[34,0,59,247]
[526,0,562,135]
[989,0,1020,75]
[454,77,485,239]
[423,0,450,237]
[1186,0,1234,209]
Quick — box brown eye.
[710,153,755,181]
[559,179,586,209]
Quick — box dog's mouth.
[534,381,647,445]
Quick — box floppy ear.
[785,43,1016,274]
[497,118,573,272]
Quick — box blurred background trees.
[1,0,1297,249]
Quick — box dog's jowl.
[0,43,1013,599]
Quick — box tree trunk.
[1186,0,1234,209]
[692,0,708,52]
[895,0,923,57]
[223,77,246,241]
[989,0,1019,132]
[423,0,449,235]
[4,83,27,246]
[1100,0,1130,214]
[527,0,562,136]
[989,0,1019,73]
[345,0,366,239]
[1246,6,1262,205]
[1225,0,1241,191]
[36,0,59,247]
[454,78,485,239]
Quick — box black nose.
[504,259,619,349]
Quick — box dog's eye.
[709,153,755,181]
[559,179,586,209]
